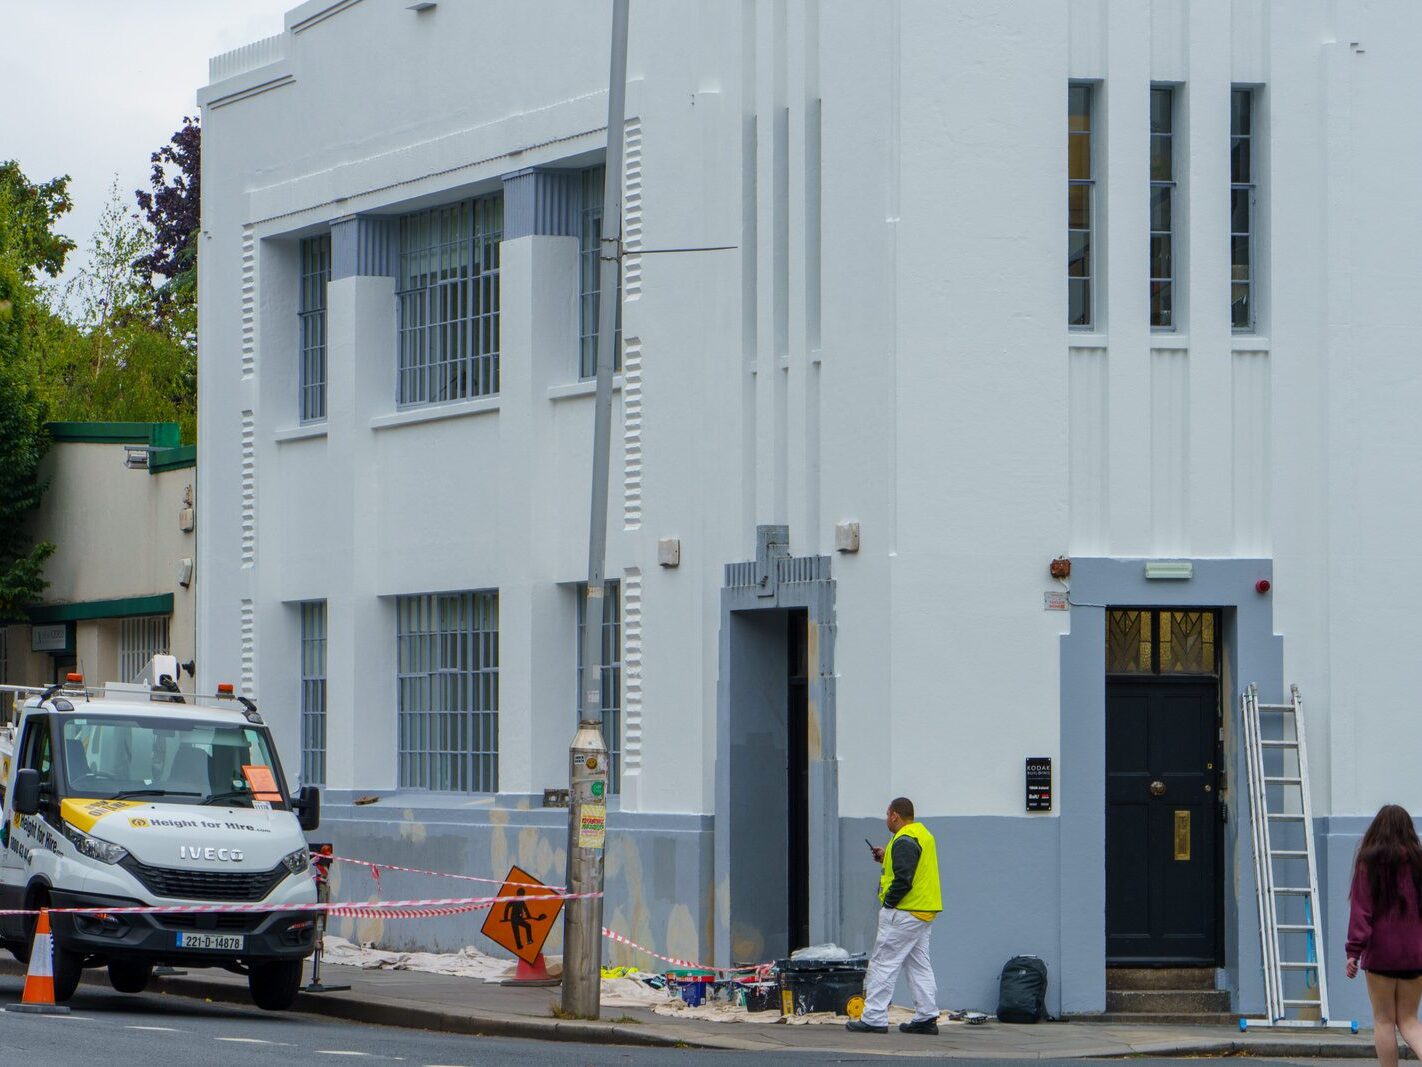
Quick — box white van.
[0,662,320,1009]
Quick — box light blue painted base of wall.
[1320,816,1373,1028]
[316,793,712,962]
[315,796,1368,1025]
[840,815,1062,1015]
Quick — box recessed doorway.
[1105,608,1223,966]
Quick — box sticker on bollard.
[479,865,564,965]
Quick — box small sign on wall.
[31,623,71,653]
[1026,756,1052,812]
[1043,591,1069,611]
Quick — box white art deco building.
[198,0,1418,1022]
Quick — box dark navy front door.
[1106,676,1221,964]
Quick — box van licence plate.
[176,933,244,952]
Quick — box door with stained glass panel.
[1105,609,1223,965]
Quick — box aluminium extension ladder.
[1240,683,1356,1031]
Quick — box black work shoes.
[899,1017,940,1035]
[844,1019,888,1033]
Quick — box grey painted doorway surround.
[716,525,838,966]
[1059,557,1278,1015]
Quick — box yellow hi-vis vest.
[878,821,942,912]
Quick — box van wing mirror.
[294,785,320,832]
[11,769,40,815]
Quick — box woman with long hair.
[1347,804,1422,1066]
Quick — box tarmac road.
[0,973,1365,1066]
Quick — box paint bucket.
[666,968,714,1007]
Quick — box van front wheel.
[248,959,303,1010]
[109,960,153,994]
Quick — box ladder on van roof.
[1240,684,1355,1032]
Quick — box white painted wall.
[199,0,1417,824]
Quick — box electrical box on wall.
[657,538,681,567]
[177,557,194,588]
[178,507,195,533]
[834,521,860,553]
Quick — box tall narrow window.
[397,194,503,406]
[575,581,622,793]
[300,601,327,786]
[1068,85,1095,328]
[1150,87,1176,329]
[396,591,499,792]
[1231,89,1255,331]
[299,235,331,422]
[579,166,623,379]
[119,616,170,682]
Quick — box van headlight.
[281,848,310,876]
[62,823,129,865]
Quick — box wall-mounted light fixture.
[1144,560,1193,581]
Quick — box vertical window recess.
[1150,86,1176,329]
[1069,85,1095,328]
[579,166,622,379]
[1231,89,1255,331]
[299,235,331,422]
[300,601,327,786]
[576,581,622,793]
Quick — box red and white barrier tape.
[0,890,597,919]
[317,853,565,892]
[601,927,772,978]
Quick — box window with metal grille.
[1069,84,1095,328]
[574,581,621,793]
[299,235,331,422]
[397,591,498,792]
[119,616,170,682]
[397,196,502,406]
[300,601,327,786]
[1231,88,1256,331]
[1150,86,1176,330]
[579,166,622,379]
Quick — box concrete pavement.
[0,955,1389,1058]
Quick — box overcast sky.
[1,0,293,299]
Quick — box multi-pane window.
[1150,87,1176,329]
[119,616,170,682]
[1068,84,1095,328]
[396,591,499,792]
[1231,89,1256,331]
[397,195,502,406]
[299,235,331,422]
[579,166,622,379]
[300,601,327,786]
[575,581,622,793]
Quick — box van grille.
[120,856,287,902]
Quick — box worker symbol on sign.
[501,888,546,952]
[480,865,565,966]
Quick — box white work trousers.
[862,907,938,1027]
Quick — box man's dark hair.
[889,797,915,821]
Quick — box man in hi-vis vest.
[847,796,941,1035]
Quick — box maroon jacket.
[1346,864,1422,970]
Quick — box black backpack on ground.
[996,954,1049,1023]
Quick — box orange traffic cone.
[7,909,71,1014]
[500,953,560,987]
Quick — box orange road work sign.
[479,865,564,965]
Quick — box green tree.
[38,182,195,441]
[0,162,63,619]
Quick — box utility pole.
[562,0,629,1021]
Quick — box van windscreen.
[60,716,286,809]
